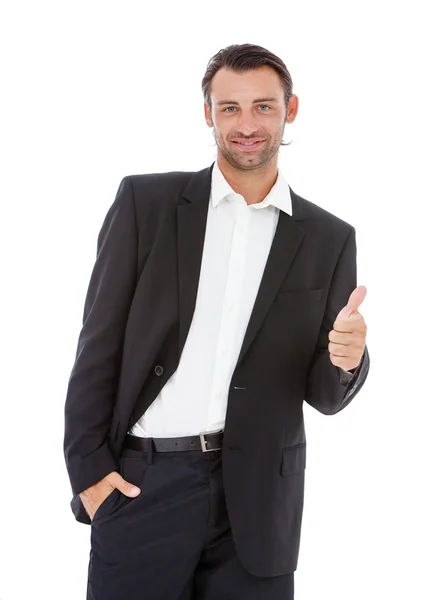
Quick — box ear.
[204,103,213,127]
[286,94,299,124]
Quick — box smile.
[233,140,265,151]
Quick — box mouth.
[232,140,265,151]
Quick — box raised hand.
[328,285,368,371]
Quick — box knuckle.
[122,480,133,494]
[106,471,119,486]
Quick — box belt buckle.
[199,430,220,452]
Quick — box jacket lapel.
[176,164,213,359]
[236,209,305,367]
[176,162,306,367]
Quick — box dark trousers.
[86,444,294,599]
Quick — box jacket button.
[154,364,164,376]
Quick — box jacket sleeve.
[304,227,370,415]
[64,176,138,496]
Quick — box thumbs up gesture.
[328,285,368,371]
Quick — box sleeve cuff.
[337,349,365,386]
[66,440,118,496]
[338,366,355,385]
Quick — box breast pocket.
[281,442,307,476]
[275,288,323,305]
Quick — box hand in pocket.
[79,471,141,520]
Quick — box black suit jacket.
[64,162,370,577]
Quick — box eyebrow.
[216,97,279,106]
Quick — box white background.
[1,1,439,599]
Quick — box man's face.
[204,66,298,171]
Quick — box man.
[64,43,370,599]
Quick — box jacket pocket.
[276,289,323,303]
[281,442,306,476]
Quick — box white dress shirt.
[129,160,293,438]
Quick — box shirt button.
[215,391,222,398]
[154,365,164,376]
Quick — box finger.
[329,354,353,369]
[328,329,350,344]
[109,472,141,497]
[328,342,349,357]
[337,285,367,319]
[333,311,365,333]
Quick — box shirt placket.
[208,198,250,424]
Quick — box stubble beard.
[213,124,286,172]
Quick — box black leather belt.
[123,429,224,453]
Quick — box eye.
[222,105,271,113]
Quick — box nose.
[236,111,259,136]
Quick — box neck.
[217,153,279,206]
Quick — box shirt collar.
[210,160,293,216]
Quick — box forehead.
[210,66,284,103]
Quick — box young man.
[64,43,370,600]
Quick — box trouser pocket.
[92,488,120,522]
[91,447,150,525]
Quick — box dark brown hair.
[201,43,294,111]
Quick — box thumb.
[110,472,141,497]
[337,285,367,319]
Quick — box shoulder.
[113,170,197,226]
[292,190,355,237]
[127,170,195,198]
